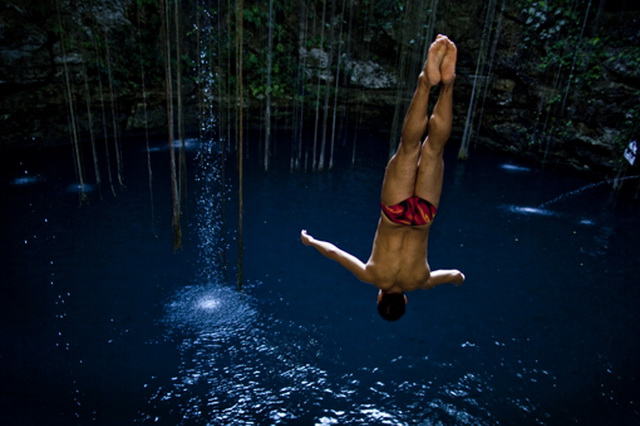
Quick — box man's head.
[377,290,407,321]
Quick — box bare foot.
[440,37,457,85]
[421,34,448,87]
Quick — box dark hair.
[377,292,406,321]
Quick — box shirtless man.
[301,34,464,321]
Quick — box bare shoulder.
[358,260,395,288]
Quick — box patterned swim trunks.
[381,195,437,226]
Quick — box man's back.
[365,213,432,292]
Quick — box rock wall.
[1,0,639,179]
[438,1,640,176]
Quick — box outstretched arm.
[301,230,371,283]
[424,269,465,289]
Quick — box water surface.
[1,136,639,424]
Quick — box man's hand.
[300,229,313,246]
[425,269,465,289]
[452,270,465,286]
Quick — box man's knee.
[421,139,445,160]
[396,139,421,160]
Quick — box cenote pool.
[1,134,639,425]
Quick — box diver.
[301,34,465,321]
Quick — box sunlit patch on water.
[359,406,397,423]
[504,205,558,217]
[504,205,599,227]
[67,183,95,193]
[500,163,531,173]
[147,138,202,152]
[11,175,44,186]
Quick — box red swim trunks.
[381,195,437,226]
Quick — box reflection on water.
[11,175,43,186]
[500,163,531,173]
[505,205,558,217]
[503,204,600,228]
[66,183,95,193]
[146,138,202,153]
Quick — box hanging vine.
[161,0,183,251]
[264,0,274,172]
[236,0,245,290]
[458,0,501,160]
[136,0,157,237]
[174,0,188,215]
[55,0,88,205]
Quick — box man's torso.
[365,213,432,292]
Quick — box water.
[537,175,640,210]
[1,137,639,425]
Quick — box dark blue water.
[2,135,639,425]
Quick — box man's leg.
[415,37,457,208]
[381,36,448,206]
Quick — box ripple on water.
[143,283,337,424]
[145,285,504,425]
